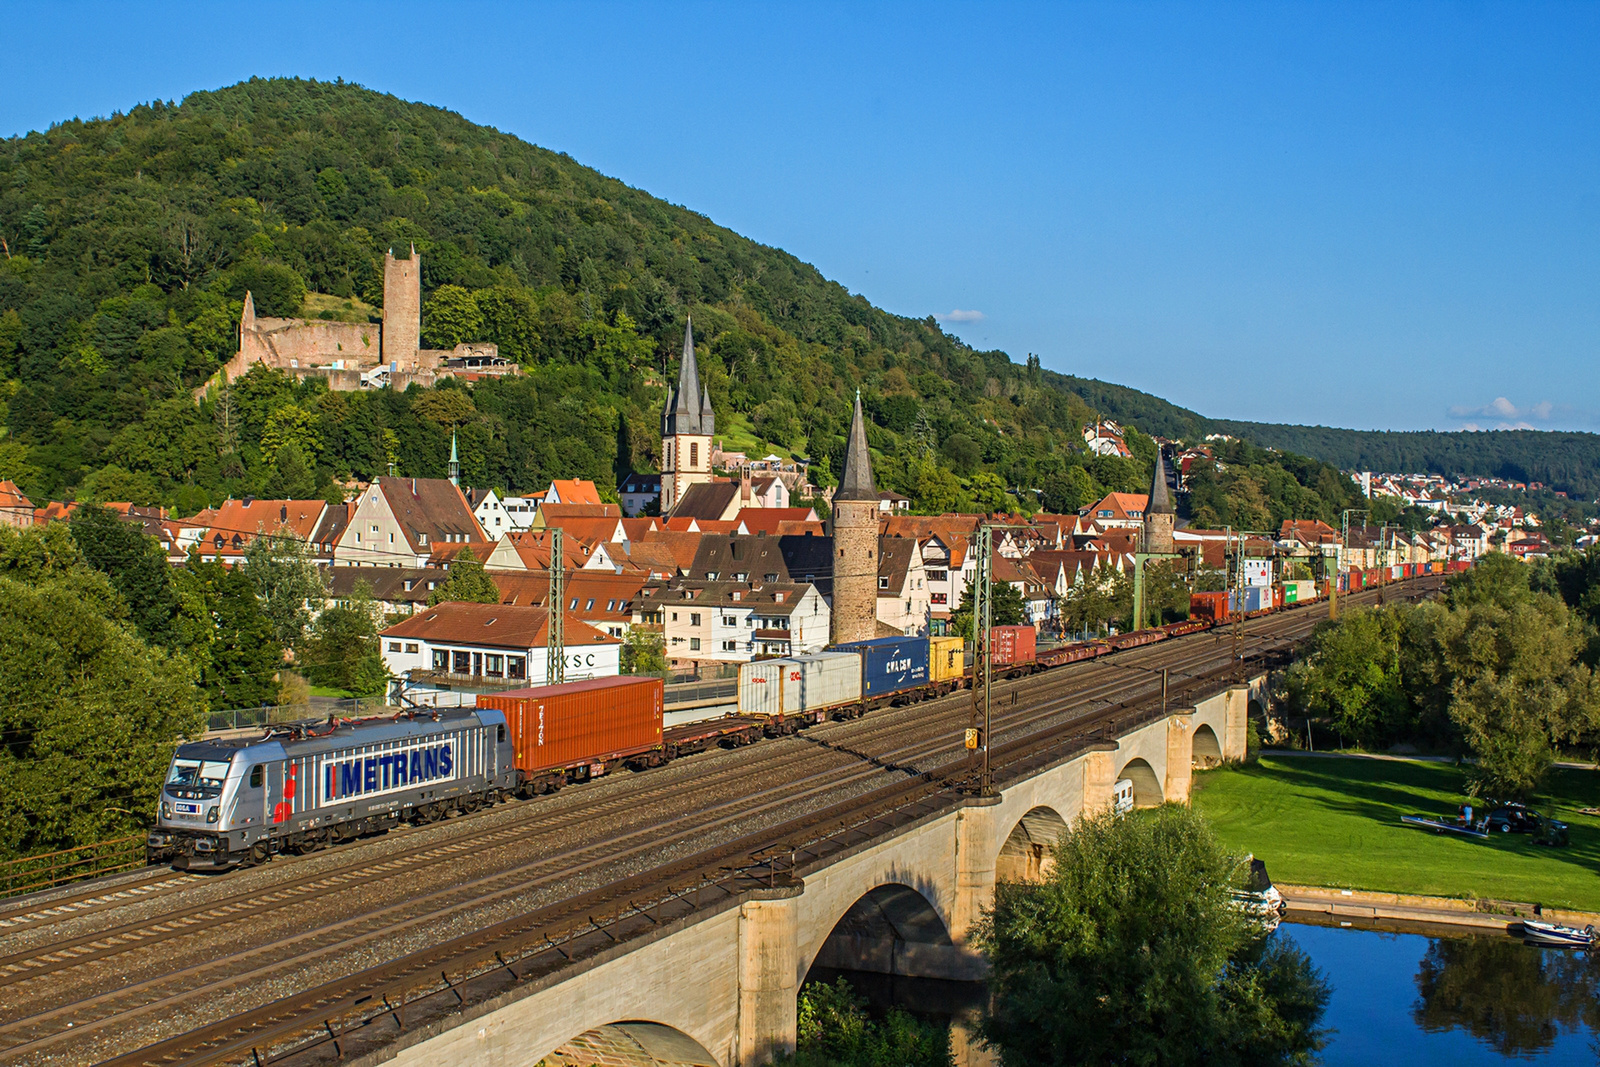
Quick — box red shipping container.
[478,676,663,775]
[1189,591,1231,621]
[990,625,1037,667]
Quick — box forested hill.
[1212,422,1600,499]
[0,76,1583,523]
[0,76,1216,518]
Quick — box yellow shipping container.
[929,636,968,683]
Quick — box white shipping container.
[738,652,862,718]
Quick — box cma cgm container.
[928,636,967,684]
[738,652,861,720]
[989,625,1037,668]
[477,676,662,781]
[832,636,930,698]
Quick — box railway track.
[0,577,1440,1067]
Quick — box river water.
[827,917,1600,1064]
[1282,918,1599,1064]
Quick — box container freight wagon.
[477,676,664,793]
[1281,580,1319,605]
[988,625,1038,678]
[832,636,931,705]
[1036,640,1109,668]
[738,652,862,722]
[1189,591,1233,622]
[1240,586,1272,615]
[928,635,968,692]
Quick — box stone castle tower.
[1142,445,1176,555]
[661,318,715,513]
[830,391,880,645]
[382,245,422,370]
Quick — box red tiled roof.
[202,499,327,551]
[380,601,619,648]
[545,479,603,506]
[0,480,35,512]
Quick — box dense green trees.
[773,978,952,1067]
[0,77,1375,526]
[301,582,388,697]
[1214,422,1600,500]
[0,524,205,858]
[947,580,1026,639]
[174,554,284,710]
[240,529,328,649]
[981,805,1328,1067]
[426,547,500,606]
[621,628,667,677]
[1285,555,1600,796]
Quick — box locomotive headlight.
[206,806,220,824]
[161,801,172,818]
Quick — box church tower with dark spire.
[830,391,881,645]
[1142,445,1176,555]
[661,317,715,513]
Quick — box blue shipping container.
[1241,587,1271,613]
[831,636,930,697]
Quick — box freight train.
[150,566,1454,869]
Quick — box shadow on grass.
[1199,756,1600,898]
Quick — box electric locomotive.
[148,708,515,868]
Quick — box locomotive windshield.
[167,757,232,794]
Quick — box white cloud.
[1446,397,1558,429]
[937,309,985,323]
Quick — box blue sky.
[4,1,1597,432]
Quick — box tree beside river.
[980,805,1329,1067]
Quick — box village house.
[634,579,829,672]
[379,601,621,706]
[196,498,328,564]
[1083,491,1149,530]
[332,477,487,568]
[0,480,34,529]
[876,536,931,636]
[618,472,662,516]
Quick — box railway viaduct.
[358,677,1262,1067]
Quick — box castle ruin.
[197,247,516,398]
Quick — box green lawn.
[1191,755,1600,911]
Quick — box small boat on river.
[1401,813,1489,839]
[1519,919,1596,948]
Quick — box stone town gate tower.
[830,392,880,645]
[383,245,422,370]
[1142,444,1176,556]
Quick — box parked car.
[1484,804,1542,834]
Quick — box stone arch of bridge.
[803,882,956,984]
[539,1020,722,1066]
[996,805,1069,883]
[1118,757,1164,808]
[1192,723,1223,768]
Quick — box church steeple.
[661,315,715,515]
[664,317,705,436]
[834,389,877,502]
[448,428,460,486]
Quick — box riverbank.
[1279,883,1600,931]
[1191,754,1600,911]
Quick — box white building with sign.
[379,601,621,707]
[1241,559,1273,587]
